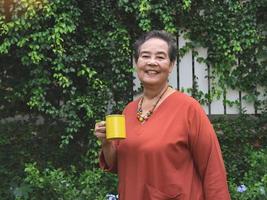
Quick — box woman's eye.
[141,55,150,59]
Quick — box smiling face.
[135,38,174,88]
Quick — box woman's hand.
[94,121,110,145]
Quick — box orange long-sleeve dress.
[100,91,231,200]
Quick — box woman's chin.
[141,79,165,87]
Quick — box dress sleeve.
[188,100,230,200]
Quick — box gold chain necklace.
[137,86,169,123]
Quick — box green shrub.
[0,120,96,199]
[13,163,117,200]
[0,120,64,199]
[229,148,267,200]
[213,113,267,199]
[214,114,267,182]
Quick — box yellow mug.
[105,114,126,140]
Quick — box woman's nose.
[147,57,158,65]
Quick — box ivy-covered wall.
[0,0,266,199]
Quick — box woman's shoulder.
[166,90,206,117]
[171,90,201,106]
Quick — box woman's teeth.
[146,70,158,74]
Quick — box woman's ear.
[169,60,176,73]
[133,57,138,70]
[133,57,137,67]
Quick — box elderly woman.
[94,30,230,200]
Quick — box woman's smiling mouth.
[145,70,159,75]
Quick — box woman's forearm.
[102,141,117,168]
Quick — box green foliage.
[0,119,117,199]
[228,149,267,200]
[0,0,133,147]
[213,114,267,199]
[13,163,117,200]
[180,0,266,107]
[214,114,267,181]
[0,120,60,199]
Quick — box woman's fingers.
[95,126,106,133]
[96,121,105,127]
[94,121,111,146]
[94,121,106,139]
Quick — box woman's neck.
[143,83,169,100]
